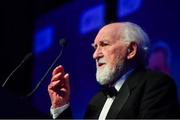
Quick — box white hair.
[121,22,150,64]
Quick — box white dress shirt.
[50,69,134,119]
[98,69,134,120]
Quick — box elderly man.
[48,22,180,119]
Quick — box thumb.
[64,73,70,88]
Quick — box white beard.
[96,62,124,85]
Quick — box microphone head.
[59,38,67,48]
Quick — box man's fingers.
[51,72,63,82]
[52,65,65,76]
[64,73,70,89]
[48,80,61,90]
[64,73,69,81]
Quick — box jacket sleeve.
[138,72,180,118]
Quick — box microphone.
[1,52,32,88]
[59,38,67,47]
[25,38,67,97]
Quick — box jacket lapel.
[106,83,130,118]
[106,66,146,118]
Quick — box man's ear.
[127,42,138,60]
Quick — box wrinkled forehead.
[94,23,124,43]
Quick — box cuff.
[50,103,70,119]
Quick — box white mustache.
[96,59,106,66]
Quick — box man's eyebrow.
[100,39,109,43]
[91,40,109,47]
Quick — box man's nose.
[93,47,103,60]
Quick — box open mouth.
[98,63,105,67]
[97,59,106,67]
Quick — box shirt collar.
[114,69,134,91]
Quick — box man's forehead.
[93,23,124,43]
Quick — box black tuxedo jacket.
[84,67,180,118]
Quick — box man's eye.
[101,42,109,47]
[91,43,97,50]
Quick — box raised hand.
[48,65,70,108]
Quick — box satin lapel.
[106,66,146,118]
[106,83,130,119]
[93,92,107,118]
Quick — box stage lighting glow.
[118,0,142,17]
[80,4,105,34]
[33,26,53,54]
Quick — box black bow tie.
[102,86,118,97]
